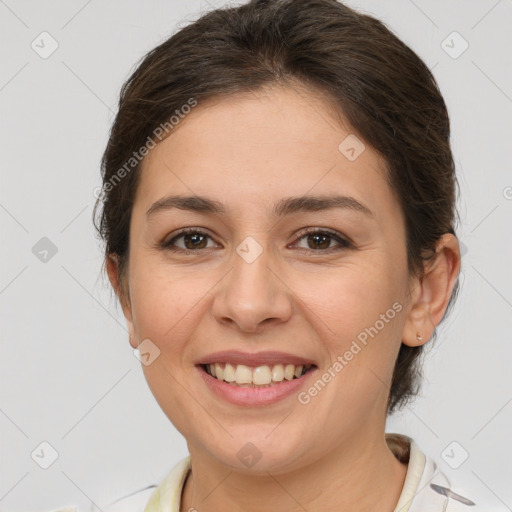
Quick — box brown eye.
[161,227,352,254]
[162,229,216,252]
[293,229,352,252]
[306,233,331,250]
[182,232,208,249]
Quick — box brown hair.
[93,0,461,415]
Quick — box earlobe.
[402,302,435,347]
[402,233,461,348]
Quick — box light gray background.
[1,0,511,511]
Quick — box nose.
[211,240,293,334]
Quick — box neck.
[180,430,408,512]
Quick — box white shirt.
[76,433,496,511]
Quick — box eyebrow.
[146,194,374,219]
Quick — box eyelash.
[160,227,353,255]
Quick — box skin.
[107,83,461,512]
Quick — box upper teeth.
[206,363,309,386]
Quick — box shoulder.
[425,469,493,512]
[405,437,505,512]
[102,485,157,512]
[386,433,504,512]
[102,456,191,512]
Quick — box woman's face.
[116,85,418,473]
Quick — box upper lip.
[195,350,317,367]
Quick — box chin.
[201,430,312,475]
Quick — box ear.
[402,233,461,347]
[106,254,137,349]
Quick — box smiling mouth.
[200,362,316,387]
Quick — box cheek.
[296,257,403,336]
[128,264,195,349]
[304,260,405,388]
[129,266,204,431]
[304,296,404,429]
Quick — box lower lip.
[197,366,317,406]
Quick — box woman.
[93,0,487,510]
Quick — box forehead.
[134,85,400,225]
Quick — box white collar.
[101,433,483,512]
